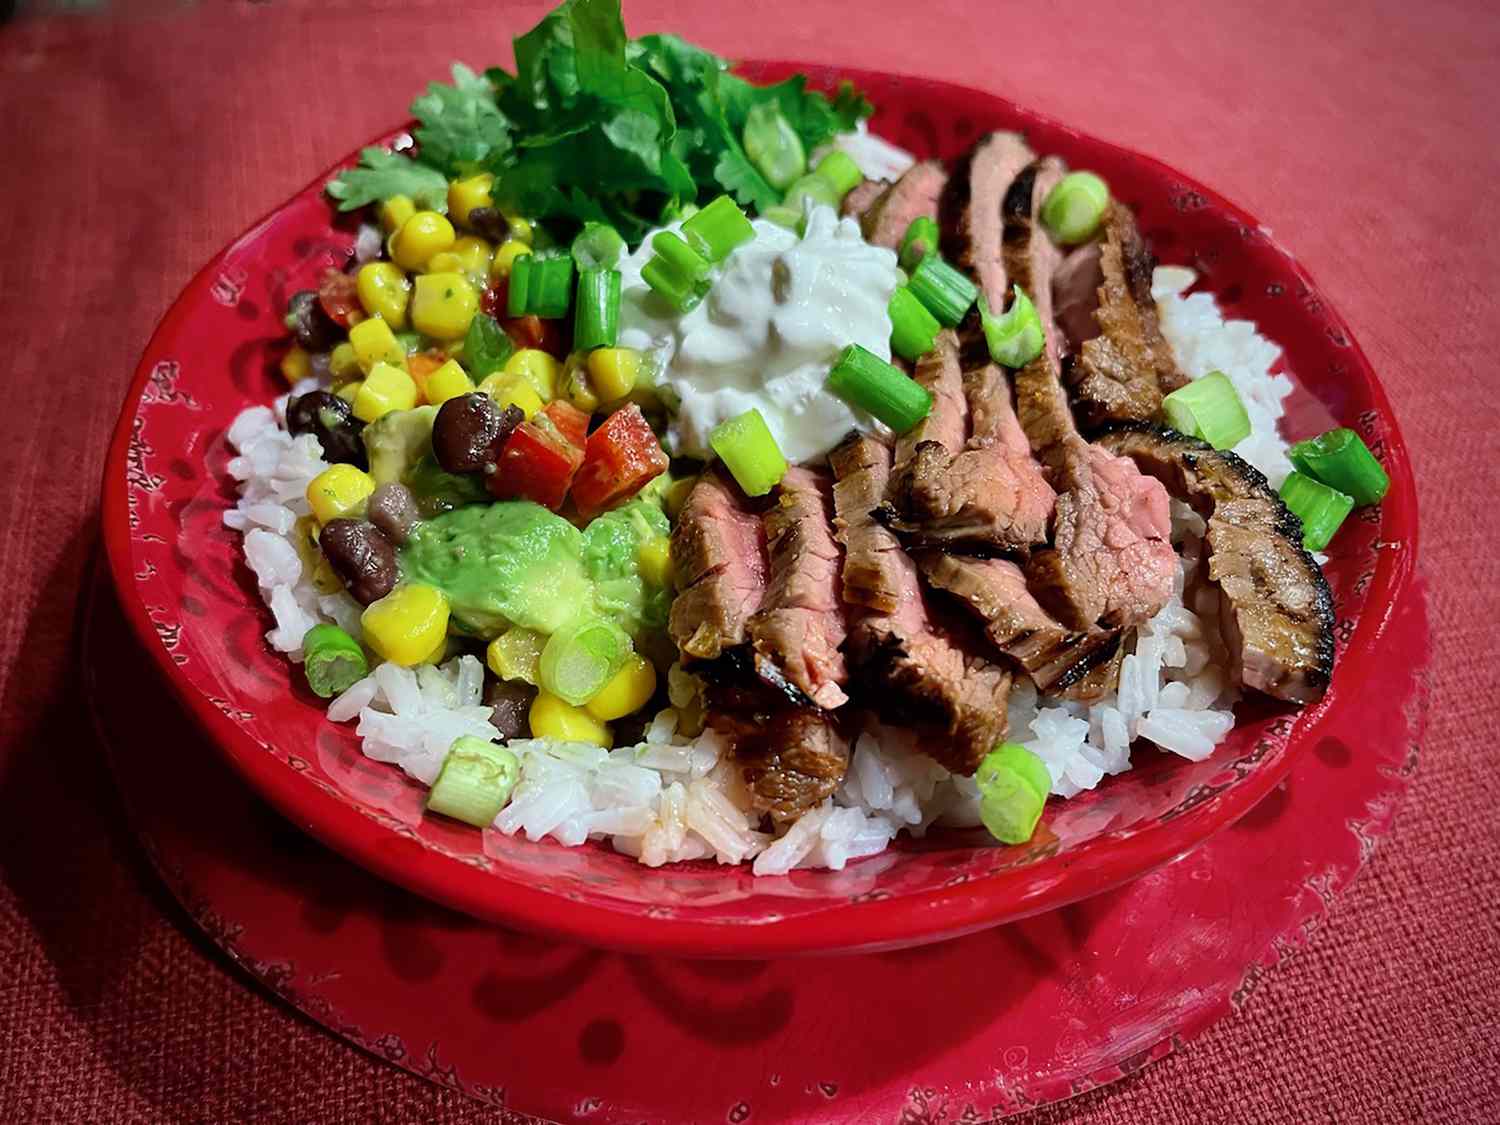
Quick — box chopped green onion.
[826,343,933,433]
[506,255,533,318]
[742,103,806,192]
[681,195,755,263]
[975,742,1050,845]
[784,173,840,214]
[1279,471,1354,552]
[1041,171,1110,245]
[813,150,863,197]
[460,313,514,379]
[898,216,940,273]
[570,222,625,271]
[573,268,622,352]
[1288,428,1389,506]
[651,231,710,283]
[506,254,574,319]
[301,623,368,700]
[760,205,802,231]
[907,255,978,327]
[1162,370,1252,450]
[427,736,521,828]
[978,288,1044,368]
[888,286,940,361]
[708,408,788,497]
[642,231,712,313]
[540,617,631,706]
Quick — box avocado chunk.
[582,499,671,638]
[362,406,437,486]
[400,501,592,637]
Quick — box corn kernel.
[355,262,411,330]
[486,627,545,684]
[529,691,612,747]
[447,173,495,227]
[636,536,672,590]
[361,584,450,667]
[504,348,561,401]
[560,353,600,414]
[410,272,479,341]
[664,475,698,521]
[421,633,452,666]
[349,317,407,373]
[404,352,445,403]
[448,236,494,285]
[424,359,474,405]
[489,239,533,282]
[305,463,375,525]
[424,251,462,275]
[505,213,535,246]
[335,379,363,404]
[586,347,642,403]
[352,362,419,422]
[477,372,544,420]
[391,210,456,272]
[329,342,361,382]
[378,194,416,234]
[290,515,345,594]
[584,654,657,722]
[279,345,312,385]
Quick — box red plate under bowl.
[101,62,1418,958]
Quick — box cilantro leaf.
[410,63,512,177]
[326,147,450,213]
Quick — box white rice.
[222,260,1290,874]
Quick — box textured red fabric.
[0,0,1496,1121]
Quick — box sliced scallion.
[979,288,1044,369]
[681,195,755,263]
[573,268,622,352]
[301,623,368,699]
[539,617,631,706]
[826,343,933,433]
[570,222,626,271]
[743,103,806,191]
[1280,471,1354,552]
[708,407,788,497]
[427,735,521,827]
[507,254,574,319]
[976,742,1051,845]
[907,254,978,327]
[1288,428,1389,506]
[784,173,840,214]
[760,205,802,231]
[898,216,940,273]
[888,285,940,361]
[506,254,534,318]
[642,231,712,314]
[1162,370,1252,450]
[1040,171,1110,245]
[813,150,862,197]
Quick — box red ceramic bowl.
[101,63,1418,958]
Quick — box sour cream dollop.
[617,205,902,463]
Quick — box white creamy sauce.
[617,205,902,463]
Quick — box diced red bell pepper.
[571,405,670,518]
[488,419,584,511]
[481,281,565,356]
[317,269,361,327]
[540,400,590,449]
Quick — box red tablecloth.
[1,0,1495,1119]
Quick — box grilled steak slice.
[746,467,849,710]
[1065,204,1187,424]
[669,466,768,660]
[1053,242,1104,354]
[880,332,1055,553]
[1001,156,1069,364]
[1096,424,1335,703]
[861,159,948,250]
[733,709,851,826]
[831,434,1012,774]
[918,552,1122,699]
[842,177,890,221]
[940,132,1036,317]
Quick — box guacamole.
[582,499,671,638]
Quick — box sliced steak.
[1053,242,1104,354]
[940,132,1036,316]
[880,331,1055,554]
[918,552,1122,699]
[1065,204,1187,424]
[842,177,890,221]
[1096,423,1335,703]
[861,159,948,250]
[831,434,1012,775]
[1001,156,1069,364]
[745,467,849,710]
[733,709,851,826]
[669,465,768,660]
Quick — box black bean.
[318,519,398,605]
[287,391,367,468]
[284,289,343,352]
[464,206,511,244]
[485,678,537,742]
[366,482,421,545]
[432,393,523,474]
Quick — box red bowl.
[101,63,1418,958]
